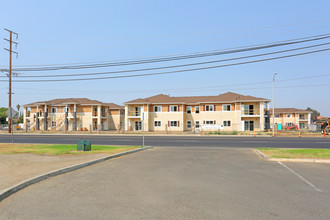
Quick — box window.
[195,106,200,114]
[154,121,161,127]
[169,121,179,127]
[275,114,280,118]
[299,123,306,129]
[204,120,215,125]
[223,120,231,127]
[195,121,200,128]
[286,122,294,127]
[186,106,192,114]
[205,105,214,112]
[299,114,305,120]
[51,108,57,113]
[286,114,292,118]
[51,121,56,127]
[170,105,178,112]
[187,121,192,128]
[154,106,162,112]
[223,104,231,111]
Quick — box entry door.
[135,121,142,131]
[244,121,254,131]
[135,107,141,116]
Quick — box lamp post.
[272,72,277,137]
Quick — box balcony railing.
[299,116,307,120]
[241,110,260,116]
[128,111,141,117]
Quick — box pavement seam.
[0,146,152,203]
[254,149,330,164]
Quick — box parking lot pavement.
[277,161,330,193]
[0,147,329,220]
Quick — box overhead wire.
[4,41,330,78]
[1,33,330,72]
[2,47,330,82]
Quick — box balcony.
[241,109,260,116]
[127,111,142,118]
[299,116,308,121]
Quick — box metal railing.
[128,111,141,117]
[241,110,260,116]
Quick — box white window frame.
[51,121,56,127]
[222,104,231,111]
[195,121,200,128]
[154,106,162,112]
[187,120,192,128]
[170,121,179,127]
[195,106,200,114]
[51,107,57,113]
[299,123,306,129]
[286,114,292,118]
[205,120,215,125]
[275,114,280,118]
[154,120,161,127]
[223,120,231,127]
[170,105,178,112]
[205,105,214,112]
[286,122,294,127]
[186,106,192,114]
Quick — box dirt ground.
[0,153,109,192]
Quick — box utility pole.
[4,28,19,134]
[272,72,277,137]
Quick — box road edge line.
[0,146,152,203]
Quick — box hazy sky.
[1,0,330,115]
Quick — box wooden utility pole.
[4,28,18,134]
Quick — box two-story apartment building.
[266,108,312,130]
[124,92,270,132]
[23,98,124,132]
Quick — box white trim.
[186,106,192,114]
[154,105,162,112]
[154,120,161,127]
[169,120,179,127]
[222,104,231,111]
[223,120,232,127]
[187,120,192,129]
[169,105,179,112]
[205,105,215,112]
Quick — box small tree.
[16,104,21,117]
[306,107,320,123]
[0,107,8,124]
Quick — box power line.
[2,47,330,83]
[3,73,329,93]
[5,41,330,78]
[1,33,330,72]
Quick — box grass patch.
[0,143,141,156]
[257,148,330,159]
[208,131,238,135]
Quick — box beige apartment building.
[23,98,124,131]
[266,108,312,130]
[124,92,270,132]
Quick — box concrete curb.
[0,146,152,203]
[254,149,330,164]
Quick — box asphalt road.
[0,134,329,148]
[0,147,329,219]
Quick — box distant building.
[23,98,124,131]
[266,108,312,130]
[124,92,270,132]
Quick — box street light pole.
[272,72,277,137]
